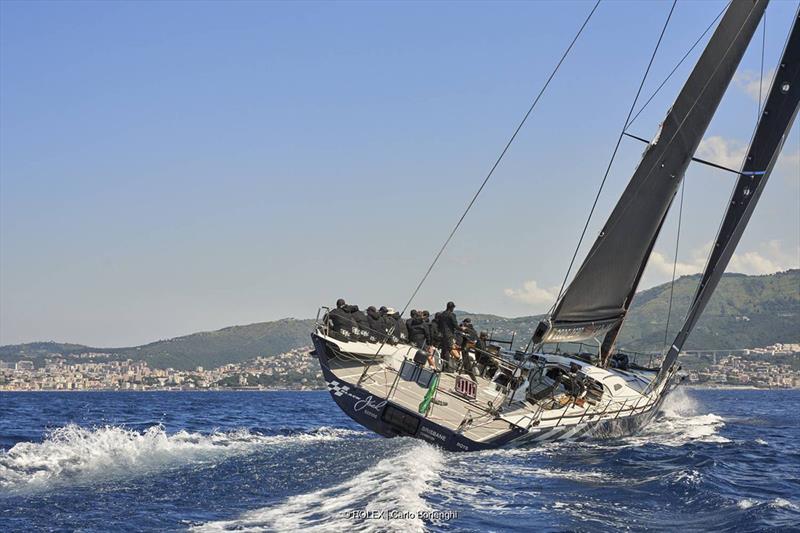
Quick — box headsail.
[534,0,768,352]
[658,8,800,382]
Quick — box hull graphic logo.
[327,380,350,397]
[354,395,387,413]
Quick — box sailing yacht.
[311,0,800,452]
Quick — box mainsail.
[533,0,768,351]
[658,8,800,382]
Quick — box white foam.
[518,466,608,482]
[0,424,360,492]
[771,498,799,511]
[737,498,756,510]
[196,440,444,533]
[658,387,700,418]
[736,498,800,511]
[625,388,729,447]
[672,469,702,486]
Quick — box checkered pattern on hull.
[326,380,350,397]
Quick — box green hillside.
[1,270,797,369]
[0,319,316,370]
[619,270,799,351]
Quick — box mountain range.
[1,270,797,370]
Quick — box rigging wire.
[550,0,678,313]
[395,0,600,319]
[627,1,731,129]
[356,0,601,385]
[758,10,766,118]
[663,179,685,349]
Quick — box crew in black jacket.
[392,310,408,344]
[349,305,370,341]
[437,301,458,357]
[327,299,356,340]
[429,312,442,348]
[366,306,385,341]
[380,307,397,343]
[460,318,478,351]
[407,311,430,349]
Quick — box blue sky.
[1,0,798,347]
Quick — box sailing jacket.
[407,317,430,348]
[367,308,385,336]
[438,310,458,339]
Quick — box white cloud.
[510,243,797,307]
[733,68,775,103]
[644,239,799,288]
[696,137,798,181]
[696,136,747,169]
[728,239,800,274]
[646,251,706,278]
[504,280,558,307]
[727,250,786,274]
[776,149,800,184]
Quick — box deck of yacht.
[322,334,665,443]
[328,355,518,443]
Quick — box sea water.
[1,388,798,532]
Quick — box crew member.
[379,307,396,343]
[438,301,459,358]
[366,306,385,341]
[392,310,408,344]
[407,310,430,349]
[459,318,478,351]
[429,312,442,349]
[475,331,498,377]
[327,298,356,340]
[349,304,370,341]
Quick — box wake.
[196,440,444,533]
[0,424,361,493]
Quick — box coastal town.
[0,347,324,391]
[684,343,800,388]
[1,343,799,391]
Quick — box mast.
[657,8,800,383]
[532,0,768,364]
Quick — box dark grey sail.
[534,0,768,350]
[658,9,800,382]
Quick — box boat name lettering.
[419,426,447,442]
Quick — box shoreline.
[2,385,798,393]
[0,387,327,393]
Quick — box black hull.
[312,333,672,452]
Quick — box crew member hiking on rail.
[326,298,356,341]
